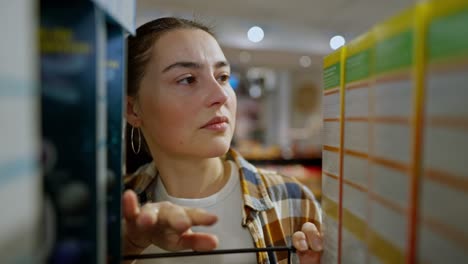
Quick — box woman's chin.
[198,140,231,157]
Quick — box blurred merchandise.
[321,1,468,263]
[418,1,468,262]
[236,140,282,160]
[321,45,344,264]
[39,0,134,263]
[257,164,322,200]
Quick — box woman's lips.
[201,116,229,131]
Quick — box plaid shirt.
[124,149,322,264]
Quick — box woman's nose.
[205,78,229,107]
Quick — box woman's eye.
[177,76,196,85]
[217,74,230,83]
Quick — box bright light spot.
[239,51,251,63]
[247,26,264,43]
[330,35,346,50]
[249,85,262,98]
[299,56,312,68]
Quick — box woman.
[122,17,323,264]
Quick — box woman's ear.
[126,96,141,127]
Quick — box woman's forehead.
[152,29,226,69]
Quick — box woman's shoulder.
[257,167,301,186]
[228,148,313,200]
[257,167,314,201]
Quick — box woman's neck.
[153,155,229,199]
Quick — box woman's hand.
[122,190,219,253]
[292,222,323,264]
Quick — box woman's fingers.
[137,202,218,234]
[293,222,323,264]
[178,231,219,252]
[292,231,309,251]
[122,198,219,251]
[122,190,140,221]
[293,222,322,252]
[185,207,218,226]
[137,202,159,228]
[301,222,323,252]
[157,202,193,232]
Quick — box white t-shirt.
[137,160,257,264]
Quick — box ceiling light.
[247,26,264,43]
[330,35,346,50]
[299,56,312,68]
[249,85,262,98]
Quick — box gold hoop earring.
[131,126,141,154]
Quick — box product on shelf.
[320,1,468,263]
[105,22,126,264]
[321,47,345,264]
[342,30,374,263]
[368,6,421,263]
[40,1,134,263]
[417,1,468,262]
[40,2,108,262]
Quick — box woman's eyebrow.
[162,60,230,73]
[215,61,230,69]
[162,61,201,73]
